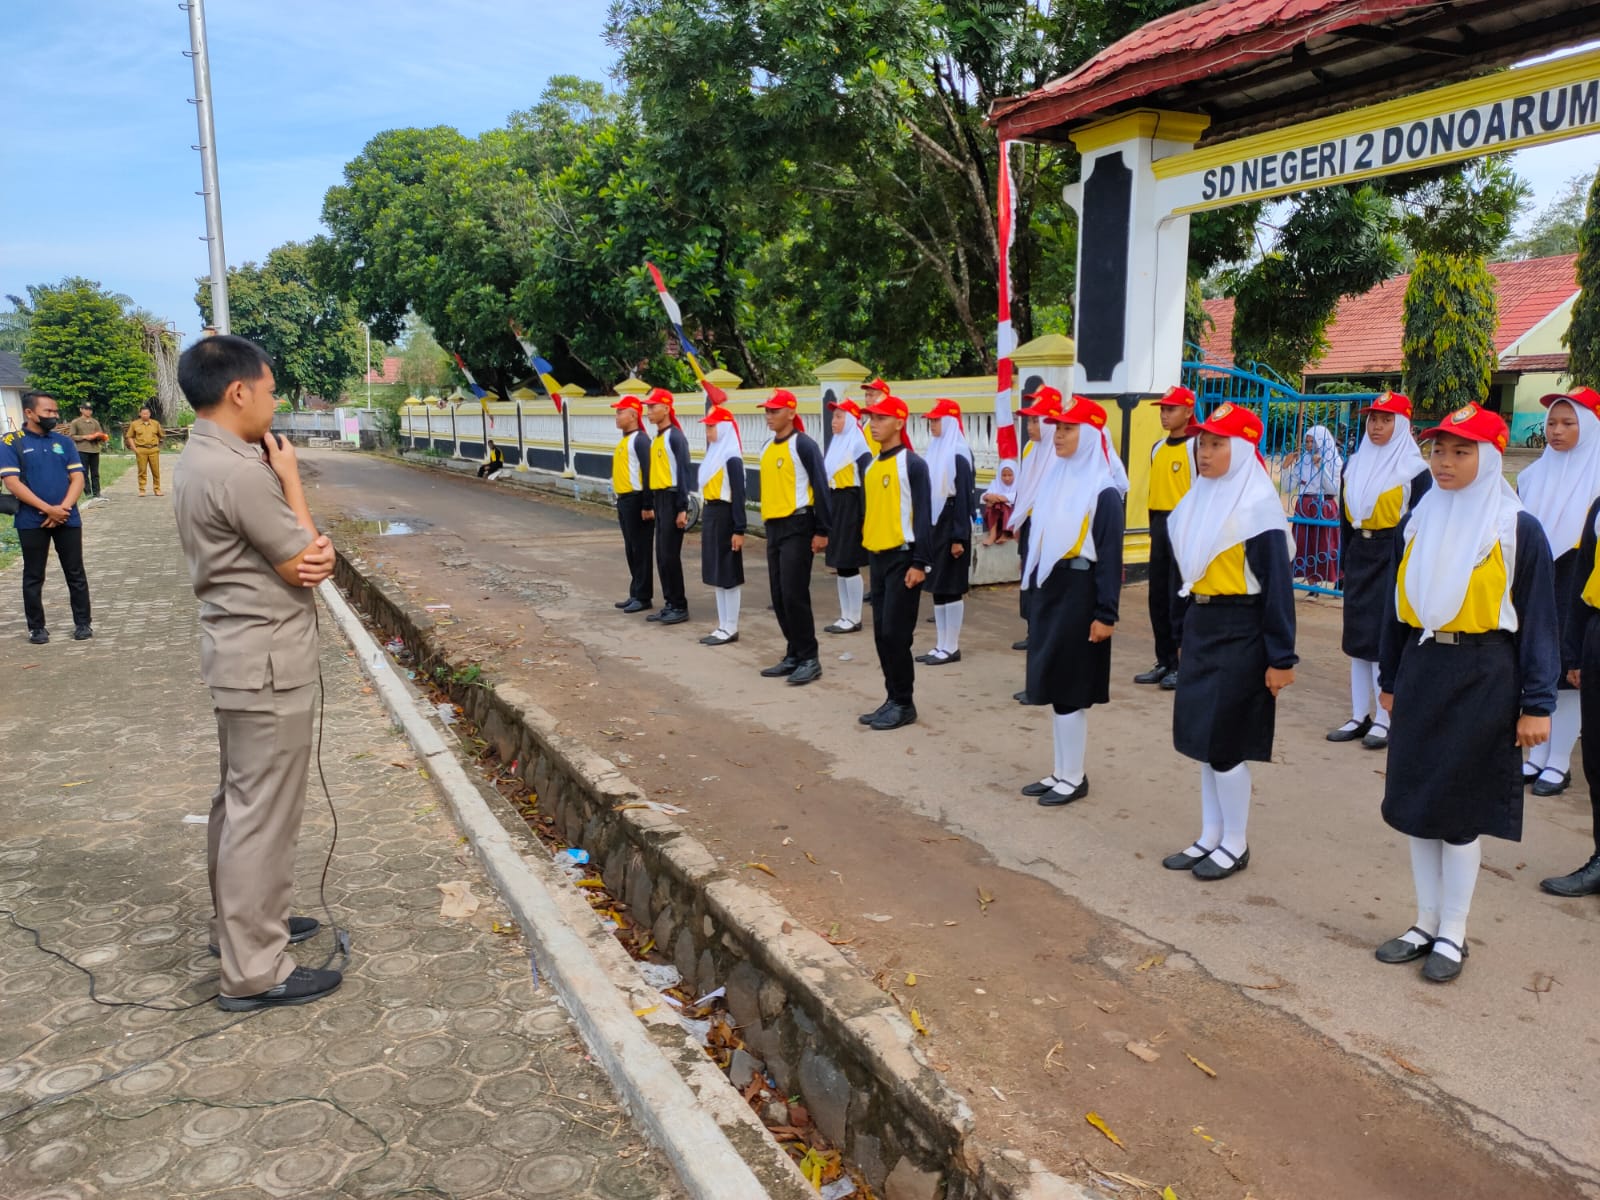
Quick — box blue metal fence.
[1182,349,1381,597]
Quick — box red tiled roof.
[1500,353,1570,373]
[364,356,402,386]
[1195,254,1578,377]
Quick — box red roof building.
[364,356,402,386]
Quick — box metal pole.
[365,325,373,410]
[185,0,229,334]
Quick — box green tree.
[1504,169,1591,261]
[0,296,31,355]
[397,322,452,396]
[197,242,366,408]
[1566,166,1600,388]
[20,278,155,423]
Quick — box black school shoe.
[28,629,48,645]
[1422,938,1468,983]
[923,650,961,666]
[870,703,917,730]
[657,607,689,626]
[1162,844,1213,871]
[701,630,739,646]
[614,599,631,609]
[209,915,321,957]
[621,599,649,614]
[1011,638,1029,652]
[1133,663,1166,685]
[1021,776,1060,797]
[859,701,892,726]
[73,625,93,641]
[761,657,798,677]
[787,659,822,685]
[1191,846,1249,880]
[1037,776,1088,806]
[1374,926,1434,964]
[1539,853,1600,896]
[1532,770,1571,797]
[824,619,861,634]
[218,965,343,1011]
[645,608,669,622]
[1361,726,1389,750]
[1326,717,1372,743]
[1159,670,1179,691]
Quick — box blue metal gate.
[1182,350,1380,597]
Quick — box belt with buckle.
[1358,527,1397,540]
[1430,630,1512,646]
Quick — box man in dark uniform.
[757,389,832,685]
[643,387,692,625]
[610,395,655,613]
[0,391,93,643]
[64,403,109,499]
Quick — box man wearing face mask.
[0,390,93,644]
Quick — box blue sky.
[2,5,1597,349]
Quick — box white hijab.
[697,420,741,494]
[1169,439,1292,596]
[988,459,1019,503]
[1344,415,1427,528]
[1023,425,1114,587]
[924,415,973,502]
[1400,443,1520,641]
[1517,400,1600,556]
[1007,429,1050,530]
[823,413,871,482]
[1296,425,1344,496]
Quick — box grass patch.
[0,525,16,572]
[94,451,136,493]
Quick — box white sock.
[1545,691,1581,776]
[1350,658,1372,723]
[713,587,728,633]
[1404,837,1442,944]
[1194,765,1222,853]
[933,604,948,655]
[1369,661,1389,731]
[836,577,851,624]
[847,575,864,623]
[1211,764,1251,861]
[1435,839,1482,962]
[723,586,741,635]
[1053,710,1087,788]
[946,600,964,654]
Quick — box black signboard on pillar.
[1079,153,1132,383]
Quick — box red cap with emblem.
[1360,390,1413,418]
[701,406,736,426]
[828,396,863,418]
[1540,386,1600,417]
[1148,385,1196,408]
[1187,401,1264,444]
[609,396,643,414]
[644,387,675,409]
[761,388,798,411]
[862,392,908,420]
[926,398,963,423]
[863,377,892,396]
[1418,401,1509,450]
[1018,384,1063,417]
[1045,395,1108,428]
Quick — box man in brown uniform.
[64,403,109,499]
[126,405,164,496]
[173,335,341,1010]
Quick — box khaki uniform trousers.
[136,450,162,493]
[207,681,315,996]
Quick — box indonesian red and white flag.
[994,139,1019,462]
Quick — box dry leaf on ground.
[1185,1052,1218,1078]
[1134,954,1166,973]
[1085,1111,1125,1149]
[437,880,480,919]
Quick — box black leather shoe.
[1539,853,1600,896]
[1532,769,1571,797]
[1021,776,1060,797]
[701,630,738,646]
[923,650,961,666]
[1421,939,1466,983]
[1133,663,1166,685]
[1011,639,1029,652]
[787,658,822,685]
[657,607,689,626]
[1162,844,1213,870]
[645,608,669,622]
[1361,727,1389,750]
[1326,717,1372,743]
[28,629,48,645]
[824,619,861,634]
[1159,670,1179,691]
[73,625,93,640]
[870,702,917,730]
[761,657,799,677]
[621,599,649,614]
[218,965,343,1011]
[1037,776,1088,806]
[210,915,321,957]
[1191,846,1249,880]
[859,701,892,726]
[614,599,631,609]
[1374,926,1434,964]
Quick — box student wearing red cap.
[697,405,746,645]
[1133,386,1196,691]
[609,396,655,614]
[822,396,874,635]
[1006,388,1060,696]
[1374,402,1557,982]
[643,387,692,625]
[1161,402,1297,882]
[918,398,976,665]
[1328,391,1430,749]
[858,391,933,729]
[1517,386,1600,795]
[1016,396,1124,804]
[757,389,832,685]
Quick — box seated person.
[476,440,505,480]
[980,460,1018,544]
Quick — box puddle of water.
[351,519,417,536]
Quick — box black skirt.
[700,501,744,589]
[825,486,868,570]
[927,497,972,596]
[1025,561,1110,711]
[1340,528,1399,660]
[1173,601,1275,765]
[1554,549,1578,690]
[1382,634,1523,842]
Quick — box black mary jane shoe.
[1037,776,1089,807]
[824,619,861,634]
[1325,717,1372,743]
[1191,845,1249,881]
[1374,926,1434,964]
[1133,663,1167,685]
[1361,726,1389,750]
[1521,764,1540,787]
[1532,769,1572,797]
[1539,852,1600,897]
[1020,776,1060,797]
[923,650,961,666]
[1421,937,1468,983]
[1161,844,1213,871]
[701,630,739,646]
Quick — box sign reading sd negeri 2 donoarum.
[1154,48,1600,215]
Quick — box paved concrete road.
[306,450,1600,1200]
[0,472,683,1199]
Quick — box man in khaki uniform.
[126,405,164,496]
[64,403,109,498]
[173,335,342,1010]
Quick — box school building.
[1195,252,1579,444]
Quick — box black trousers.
[766,511,818,661]
[81,454,101,497]
[651,488,686,610]
[616,493,654,605]
[1147,509,1180,669]
[1017,518,1032,623]
[869,548,922,705]
[20,525,91,632]
[1578,620,1600,854]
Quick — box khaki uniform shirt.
[64,416,105,455]
[172,418,318,693]
[127,418,164,451]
